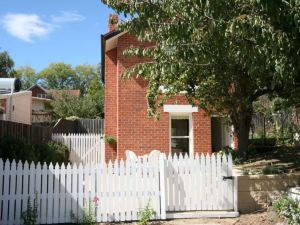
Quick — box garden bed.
[94,210,284,225]
[235,146,300,175]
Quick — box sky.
[0,0,115,72]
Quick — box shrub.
[218,146,238,161]
[0,137,69,164]
[262,165,282,175]
[105,135,116,144]
[249,138,277,147]
[71,196,99,225]
[273,195,300,225]
[138,200,156,225]
[21,195,38,225]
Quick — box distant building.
[27,84,52,124]
[27,84,80,124]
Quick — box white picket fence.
[52,133,104,165]
[0,154,238,225]
[165,154,235,213]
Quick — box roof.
[101,30,124,83]
[27,84,48,93]
[49,89,81,99]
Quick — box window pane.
[171,138,189,156]
[171,119,189,136]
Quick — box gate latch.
[223,176,234,181]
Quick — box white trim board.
[164,105,198,113]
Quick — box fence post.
[101,136,105,164]
[234,176,238,212]
[159,155,167,220]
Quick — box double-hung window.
[170,116,190,156]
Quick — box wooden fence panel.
[0,120,52,143]
[53,118,104,134]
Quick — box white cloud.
[0,13,54,42]
[51,11,85,23]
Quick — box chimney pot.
[108,14,118,32]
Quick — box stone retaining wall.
[238,173,300,213]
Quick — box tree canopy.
[74,64,101,95]
[39,63,76,90]
[15,66,39,90]
[51,92,102,119]
[0,51,15,78]
[41,63,104,119]
[103,0,300,156]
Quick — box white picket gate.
[52,133,104,165]
[0,154,238,225]
[162,154,238,218]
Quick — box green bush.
[104,135,117,144]
[138,200,156,225]
[273,195,300,225]
[21,195,38,225]
[219,146,238,161]
[262,165,282,175]
[71,202,97,225]
[0,137,69,164]
[249,138,277,147]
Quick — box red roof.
[49,89,81,99]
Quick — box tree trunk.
[236,115,252,158]
[231,107,253,158]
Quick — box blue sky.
[0,0,115,72]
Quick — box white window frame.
[37,93,47,99]
[169,113,193,156]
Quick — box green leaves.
[15,66,38,90]
[40,63,76,90]
[51,92,102,119]
[0,51,15,78]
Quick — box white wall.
[5,91,32,125]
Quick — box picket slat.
[47,163,54,224]
[40,163,48,224]
[8,160,16,224]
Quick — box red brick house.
[102,15,234,161]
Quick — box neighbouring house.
[101,15,235,161]
[0,78,32,125]
[28,84,52,124]
[27,84,80,124]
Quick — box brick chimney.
[108,14,118,32]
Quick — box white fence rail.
[0,154,238,225]
[52,133,104,165]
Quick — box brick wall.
[104,33,212,161]
[104,49,118,162]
